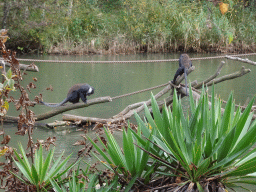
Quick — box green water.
[3,53,256,183]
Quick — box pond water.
[3,53,256,190]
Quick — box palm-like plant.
[12,144,77,191]
[132,86,256,191]
[88,126,154,191]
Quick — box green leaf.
[134,112,151,138]
[50,179,66,192]
[150,92,164,129]
[8,79,15,90]
[87,136,113,166]
[123,129,135,174]
[41,147,54,182]
[31,164,39,186]
[196,181,204,192]
[231,96,255,150]
[219,92,233,136]
[6,68,12,79]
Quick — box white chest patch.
[88,87,93,94]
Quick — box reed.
[5,0,256,54]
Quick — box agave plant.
[132,86,256,191]
[12,144,77,191]
[88,125,155,191]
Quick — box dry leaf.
[73,140,86,146]
[1,135,11,144]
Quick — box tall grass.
[5,0,256,54]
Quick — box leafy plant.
[50,168,119,192]
[88,125,154,191]
[132,86,256,191]
[50,169,87,192]
[12,144,77,191]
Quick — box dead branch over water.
[1,60,39,72]
[3,61,254,125]
[226,55,256,65]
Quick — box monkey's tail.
[40,98,68,107]
[185,68,188,96]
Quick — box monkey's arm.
[172,67,184,83]
[80,93,87,104]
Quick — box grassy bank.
[3,0,256,54]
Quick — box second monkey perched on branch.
[172,54,193,95]
[40,83,95,107]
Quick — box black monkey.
[172,54,192,95]
[40,83,94,107]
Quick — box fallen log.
[62,115,112,124]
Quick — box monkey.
[40,83,94,107]
[172,54,192,95]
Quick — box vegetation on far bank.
[1,0,256,54]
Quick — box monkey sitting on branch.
[40,83,94,107]
[172,53,192,95]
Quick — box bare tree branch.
[3,97,112,122]
[226,55,256,65]
[206,66,251,87]
[112,102,145,119]
[36,96,112,121]
[1,60,39,72]
[194,61,225,89]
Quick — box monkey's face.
[87,86,94,95]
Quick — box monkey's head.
[180,53,189,60]
[87,86,94,96]
[179,53,192,68]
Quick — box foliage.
[50,169,87,192]
[12,144,77,191]
[88,126,154,191]
[0,68,16,117]
[50,165,119,192]
[3,0,256,54]
[0,33,58,191]
[131,86,256,191]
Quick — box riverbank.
[3,0,256,55]
[47,40,256,55]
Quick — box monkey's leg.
[69,91,80,104]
